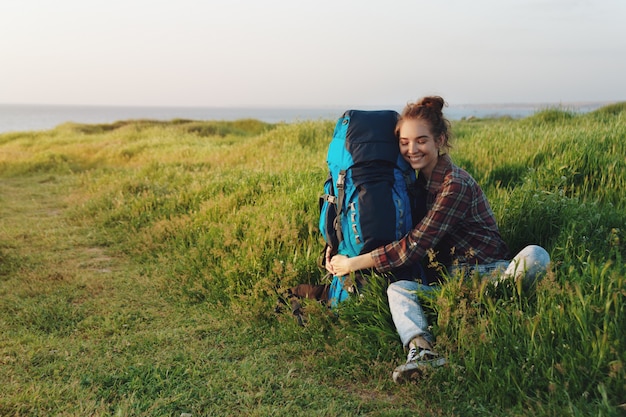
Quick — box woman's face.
[398,118,442,179]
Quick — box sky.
[1,0,625,108]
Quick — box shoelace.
[407,347,439,363]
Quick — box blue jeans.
[387,245,550,347]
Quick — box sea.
[0,102,612,134]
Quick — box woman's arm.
[371,178,470,272]
[330,179,469,277]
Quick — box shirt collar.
[420,154,453,194]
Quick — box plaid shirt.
[372,154,509,274]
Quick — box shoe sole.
[392,357,447,383]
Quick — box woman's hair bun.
[417,96,445,112]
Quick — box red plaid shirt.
[372,154,509,273]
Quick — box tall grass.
[1,106,624,416]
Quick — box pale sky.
[1,0,625,108]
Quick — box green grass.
[1,107,625,416]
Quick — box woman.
[328,96,550,383]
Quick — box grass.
[0,106,625,416]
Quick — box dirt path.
[1,175,110,294]
[0,175,201,414]
[0,174,169,324]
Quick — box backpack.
[319,109,423,306]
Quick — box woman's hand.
[324,246,336,275]
[330,254,352,277]
[330,253,375,276]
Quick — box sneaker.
[392,345,446,383]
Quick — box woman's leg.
[388,280,446,383]
[387,280,435,347]
[448,245,550,287]
[503,245,551,287]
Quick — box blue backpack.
[319,110,423,306]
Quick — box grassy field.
[0,105,625,416]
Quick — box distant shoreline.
[0,101,616,134]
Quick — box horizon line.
[0,100,621,109]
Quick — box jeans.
[387,245,550,347]
[449,244,551,286]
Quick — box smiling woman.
[329,95,550,383]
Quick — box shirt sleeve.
[371,176,472,272]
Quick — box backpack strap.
[334,170,346,243]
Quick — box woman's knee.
[387,280,418,300]
[506,244,551,284]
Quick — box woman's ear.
[436,134,446,154]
